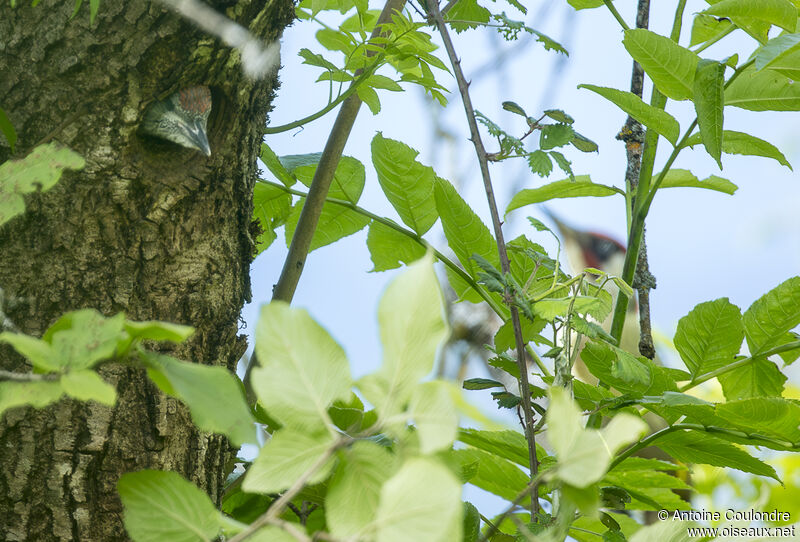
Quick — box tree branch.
[271,0,408,303]
[0,369,60,382]
[427,0,539,517]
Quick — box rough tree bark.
[0,0,293,539]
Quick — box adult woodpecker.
[543,209,645,380]
[140,86,212,156]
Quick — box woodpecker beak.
[187,118,212,156]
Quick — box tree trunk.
[0,0,293,539]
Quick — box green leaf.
[446,0,491,33]
[544,109,574,124]
[327,441,398,538]
[630,522,691,542]
[718,358,786,399]
[410,380,458,454]
[0,143,85,227]
[578,84,680,146]
[549,150,574,179]
[567,0,604,9]
[452,447,528,500]
[458,428,538,468]
[284,196,370,252]
[358,254,447,419]
[502,101,528,117]
[674,298,744,377]
[716,397,800,444]
[755,33,800,72]
[316,28,355,55]
[253,183,292,254]
[726,65,800,111]
[0,107,17,153]
[462,502,480,542]
[119,470,221,542]
[242,429,336,494]
[434,178,499,282]
[89,0,99,23]
[60,370,116,405]
[525,151,553,178]
[48,310,125,370]
[142,353,257,446]
[743,277,800,355]
[693,59,725,167]
[702,0,798,33]
[571,131,599,153]
[506,176,620,214]
[357,85,381,114]
[0,332,61,372]
[622,29,699,101]
[374,458,462,542]
[123,320,195,343]
[368,74,403,92]
[655,430,780,481]
[690,14,733,47]
[0,381,64,417]
[681,130,792,169]
[259,144,295,187]
[366,220,426,272]
[462,378,505,391]
[298,47,339,71]
[371,133,439,235]
[252,301,352,431]
[547,387,647,488]
[657,169,737,195]
[540,124,574,150]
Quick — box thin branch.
[229,436,350,542]
[0,369,60,382]
[601,0,630,31]
[427,0,539,517]
[271,0,408,303]
[479,473,544,541]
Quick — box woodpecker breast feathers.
[140,86,212,156]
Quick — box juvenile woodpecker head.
[140,86,212,156]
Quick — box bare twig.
[427,0,539,517]
[614,0,656,359]
[0,369,60,382]
[271,0,407,303]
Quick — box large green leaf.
[253,183,291,254]
[657,169,737,195]
[434,177,499,277]
[690,14,733,46]
[716,397,800,444]
[252,301,352,431]
[293,155,366,203]
[547,387,647,488]
[259,143,295,187]
[284,197,370,251]
[578,84,680,145]
[458,428,532,467]
[718,358,786,399]
[242,429,336,494]
[452,448,528,501]
[674,298,744,377]
[119,470,221,542]
[0,381,64,417]
[374,458,462,542]
[36,310,126,371]
[371,133,439,235]
[702,0,798,33]
[505,176,620,215]
[681,130,792,169]
[0,332,61,372]
[143,353,257,446]
[743,276,800,355]
[409,380,458,454]
[655,430,779,481]
[365,220,426,272]
[327,441,399,538]
[358,255,447,419]
[0,143,85,226]
[693,59,725,167]
[60,370,116,405]
[726,65,800,111]
[622,29,699,101]
[755,32,800,74]
[445,0,490,33]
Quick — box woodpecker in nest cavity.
[140,86,212,156]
